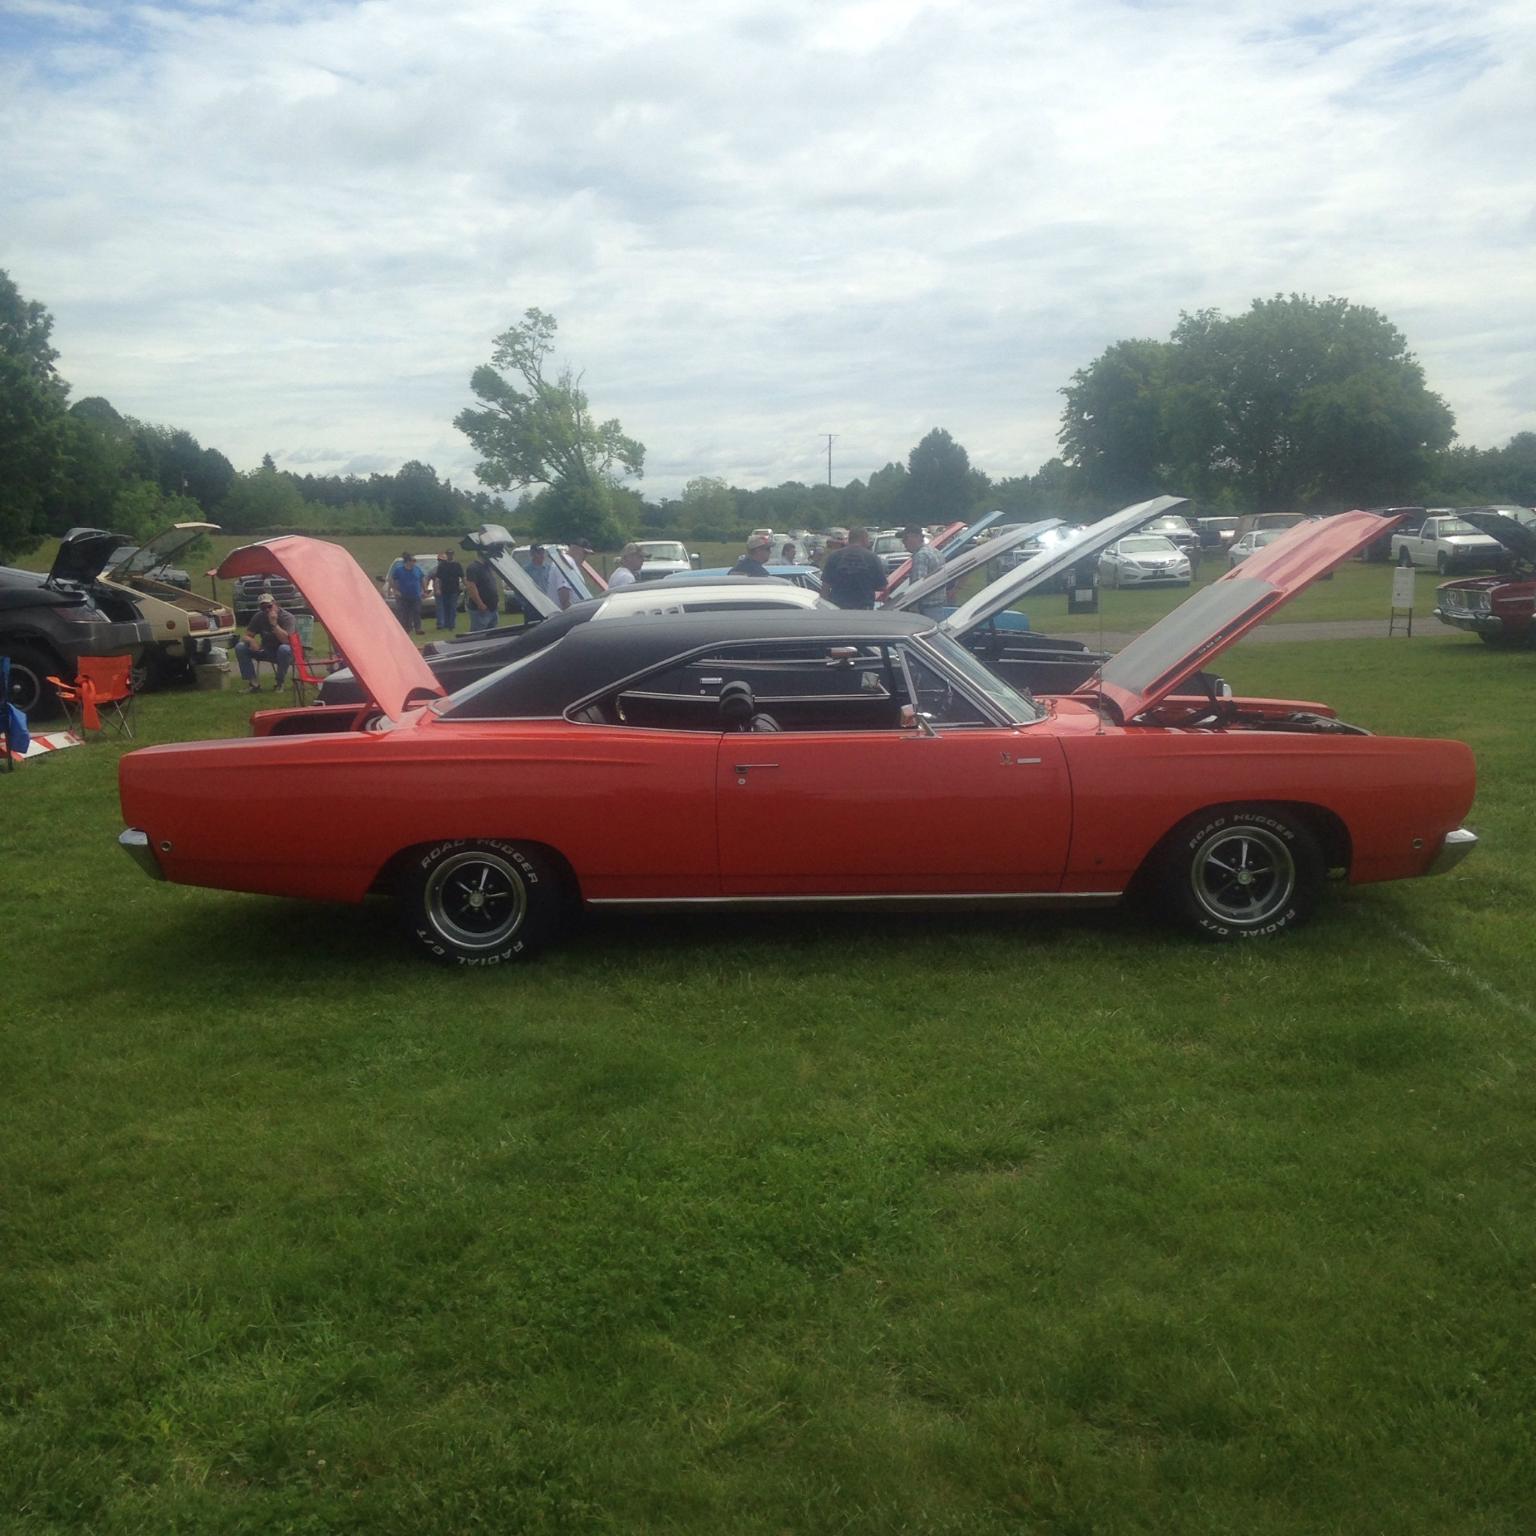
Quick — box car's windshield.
[917,630,1042,724]
[1148,517,1193,534]
[1438,519,1480,537]
[640,542,688,562]
[873,535,905,554]
[1119,536,1179,554]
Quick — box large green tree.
[454,309,644,502]
[901,427,990,520]
[0,270,70,559]
[1060,295,1456,511]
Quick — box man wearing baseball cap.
[608,542,646,589]
[528,544,577,610]
[235,591,298,693]
[729,531,775,578]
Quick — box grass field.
[4,614,1534,1531]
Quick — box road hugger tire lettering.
[1160,807,1323,942]
[396,839,562,966]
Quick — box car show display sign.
[1390,565,1416,636]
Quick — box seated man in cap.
[730,532,776,577]
[608,542,646,589]
[235,592,297,693]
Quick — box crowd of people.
[360,525,952,650]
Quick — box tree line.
[3,274,1532,566]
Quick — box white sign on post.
[1389,565,1415,636]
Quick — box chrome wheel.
[1188,825,1295,927]
[422,848,529,954]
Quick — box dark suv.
[2,533,155,719]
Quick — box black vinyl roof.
[441,608,933,719]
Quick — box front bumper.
[1433,608,1502,636]
[1427,827,1478,876]
[119,828,165,881]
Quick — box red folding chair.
[47,654,137,739]
[288,629,345,705]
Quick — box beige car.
[96,522,236,683]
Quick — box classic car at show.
[1,551,154,718]
[1433,508,1536,645]
[118,512,1477,965]
[87,522,237,683]
[314,579,828,705]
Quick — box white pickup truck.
[1392,512,1506,574]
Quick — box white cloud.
[1,0,1532,498]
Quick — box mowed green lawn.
[3,628,1534,1534]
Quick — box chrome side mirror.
[900,704,937,737]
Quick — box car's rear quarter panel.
[1058,729,1476,890]
[119,720,722,904]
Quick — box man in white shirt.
[607,543,646,589]
[528,544,576,610]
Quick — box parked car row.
[3,522,236,718]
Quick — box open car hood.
[941,510,1006,561]
[889,519,1063,612]
[49,527,128,586]
[109,521,219,578]
[1084,509,1408,722]
[218,536,443,721]
[1460,510,1536,566]
[461,523,559,619]
[941,495,1188,637]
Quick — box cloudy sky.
[2,0,1533,500]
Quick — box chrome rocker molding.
[587,891,1122,912]
[1427,827,1478,876]
[119,828,165,880]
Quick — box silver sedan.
[1098,534,1192,588]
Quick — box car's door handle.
[734,762,780,772]
[1000,752,1042,766]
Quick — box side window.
[604,642,906,733]
[897,646,987,727]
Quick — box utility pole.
[822,433,837,487]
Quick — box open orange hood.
[218,537,443,720]
[1084,510,1409,722]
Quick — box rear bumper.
[1427,827,1478,876]
[63,619,156,664]
[119,828,165,881]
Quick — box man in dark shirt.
[235,592,297,692]
[464,554,500,632]
[820,526,887,608]
[434,549,464,631]
[730,533,776,577]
